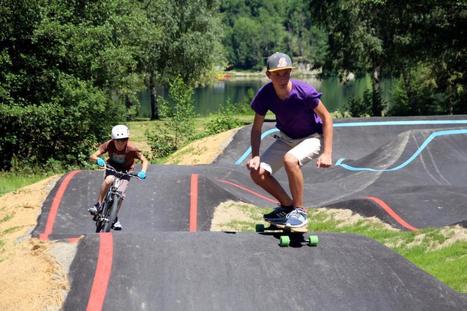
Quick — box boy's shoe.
[112,218,122,231]
[88,203,100,215]
[263,205,294,224]
[285,208,308,228]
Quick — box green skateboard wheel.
[308,235,319,246]
[255,224,265,232]
[279,235,290,247]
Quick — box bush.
[205,99,243,135]
[146,126,177,158]
[0,76,125,170]
[387,65,444,116]
[147,77,196,158]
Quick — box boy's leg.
[89,175,114,215]
[283,135,322,227]
[111,178,129,230]
[284,134,322,207]
[283,153,304,208]
[250,139,293,206]
[98,175,115,204]
[250,168,292,207]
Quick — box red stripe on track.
[367,196,418,231]
[217,179,279,204]
[39,170,80,240]
[86,233,113,311]
[189,174,199,232]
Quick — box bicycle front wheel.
[95,200,110,233]
[104,197,120,232]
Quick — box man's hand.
[316,153,332,168]
[246,156,261,170]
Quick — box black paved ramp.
[63,232,467,311]
[30,116,467,310]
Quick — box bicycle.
[94,163,143,232]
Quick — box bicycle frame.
[95,164,138,232]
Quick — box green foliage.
[146,126,177,159]
[387,64,445,116]
[147,77,197,158]
[205,100,243,135]
[343,87,385,117]
[0,75,124,170]
[144,0,224,85]
[310,0,466,115]
[220,0,292,69]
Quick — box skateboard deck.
[256,223,319,247]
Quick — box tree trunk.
[149,75,159,120]
[371,65,383,116]
[125,95,132,120]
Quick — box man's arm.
[314,100,333,167]
[246,113,265,170]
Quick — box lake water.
[137,75,394,117]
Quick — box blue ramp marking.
[234,119,467,165]
[336,129,467,172]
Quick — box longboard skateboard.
[255,223,319,247]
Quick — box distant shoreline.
[217,68,322,81]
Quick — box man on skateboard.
[246,52,333,229]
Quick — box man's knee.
[283,153,299,168]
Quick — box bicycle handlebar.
[103,163,144,180]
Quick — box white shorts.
[260,132,322,174]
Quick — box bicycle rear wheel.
[104,198,120,232]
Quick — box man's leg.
[250,168,293,206]
[281,135,322,227]
[283,153,304,208]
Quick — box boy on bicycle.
[88,124,149,230]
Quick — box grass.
[0,172,51,196]
[213,203,467,293]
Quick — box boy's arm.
[314,100,333,167]
[137,151,149,173]
[89,149,104,163]
[246,113,265,170]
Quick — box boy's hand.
[246,156,261,170]
[137,170,146,179]
[316,153,332,168]
[96,157,105,167]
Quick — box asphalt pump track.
[32,116,467,310]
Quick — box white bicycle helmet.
[111,125,129,140]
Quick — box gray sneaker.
[285,208,308,228]
[263,205,294,224]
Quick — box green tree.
[0,0,154,169]
[220,0,288,69]
[141,0,224,119]
[311,0,466,115]
[147,77,196,158]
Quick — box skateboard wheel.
[279,236,290,247]
[308,235,319,246]
[255,224,265,232]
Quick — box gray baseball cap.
[266,52,295,72]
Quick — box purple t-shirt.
[251,80,323,139]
